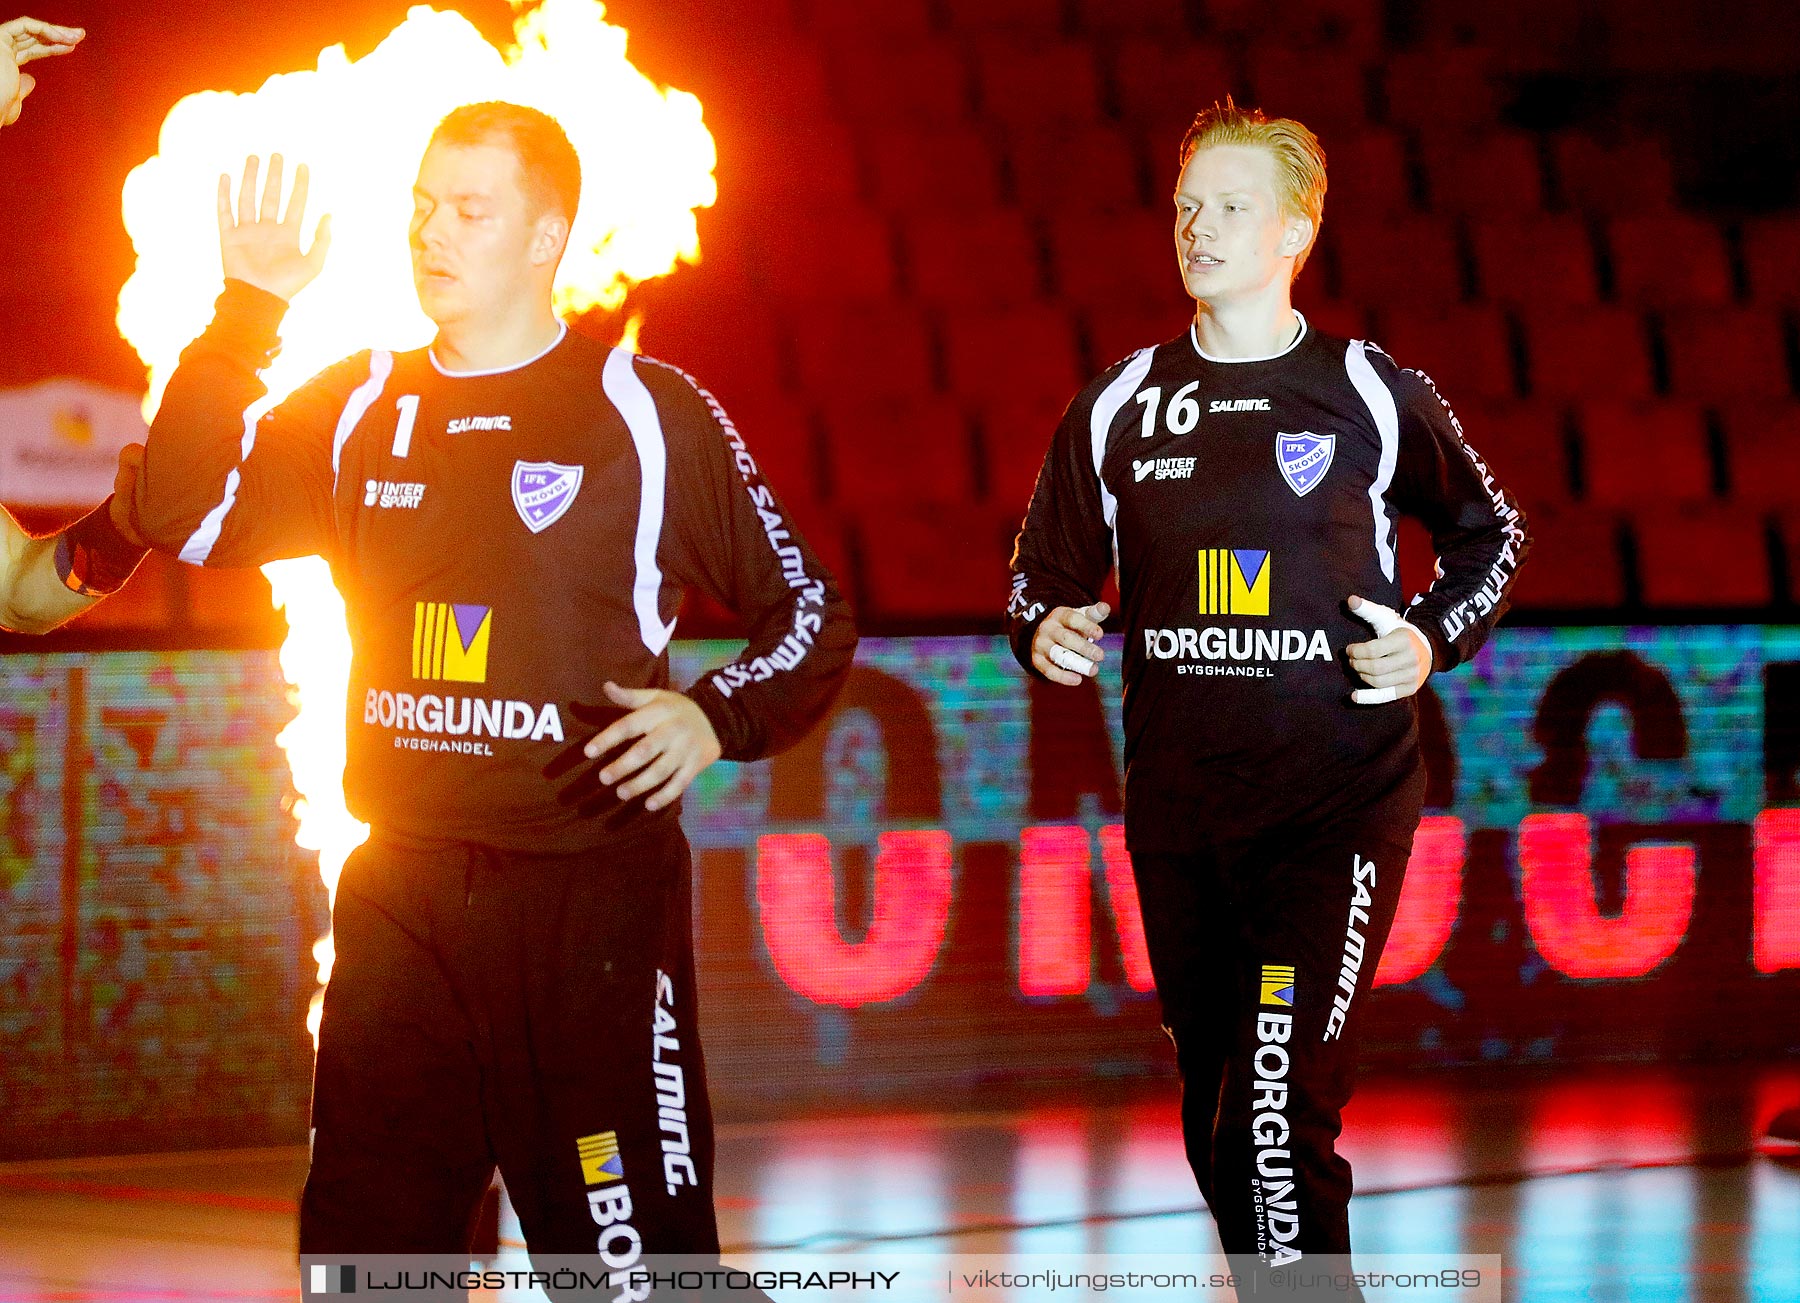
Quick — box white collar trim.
[430,322,569,377]
[1189,311,1309,364]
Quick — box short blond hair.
[1179,99,1328,275]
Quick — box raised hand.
[217,154,332,302]
[1,16,83,127]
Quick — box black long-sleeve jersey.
[1007,315,1529,853]
[137,281,856,853]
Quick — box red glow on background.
[1016,825,1153,997]
[1519,812,1696,978]
[1752,808,1800,973]
[1375,815,1466,986]
[1018,825,1092,996]
[755,831,953,1007]
[1098,824,1155,992]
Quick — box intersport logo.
[1133,456,1197,482]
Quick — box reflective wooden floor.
[1,1064,1796,1301]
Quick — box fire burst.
[116,0,716,1038]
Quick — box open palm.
[218,154,332,302]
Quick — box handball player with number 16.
[1007,102,1529,1297]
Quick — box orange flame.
[117,0,714,1039]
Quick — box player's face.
[410,142,561,327]
[1173,144,1310,306]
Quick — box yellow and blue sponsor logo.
[1199,549,1271,616]
[412,602,492,683]
[577,1130,625,1187]
[1260,964,1296,1007]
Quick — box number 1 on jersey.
[392,394,421,458]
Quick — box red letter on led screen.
[1374,815,1466,987]
[1753,808,1800,974]
[1019,825,1093,997]
[1519,813,1695,979]
[1097,825,1155,993]
[755,831,953,1007]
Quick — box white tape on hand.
[1351,685,1401,705]
[1050,644,1095,677]
[1349,598,1407,638]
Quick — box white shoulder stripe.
[602,347,680,655]
[178,405,261,565]
[332,352,393,491]
[1345,340,1400,583]
[1091,348,1156,533]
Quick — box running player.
[1,15,82,129]
[1007,102,1528,1295]
[129,104,855,1288]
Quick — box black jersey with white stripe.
[137,281,856,853]
[1007,314,1529,852]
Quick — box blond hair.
[1179,99,1327,275]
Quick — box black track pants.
[1129,762,1425,1298]
[298,825,719,1291]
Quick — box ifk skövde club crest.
[511,460,584,534]
[1276,431,1335,497]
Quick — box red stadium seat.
[1320,131,1417,221]
[905,211,1045,304]
[1575,400,1715,507]
[1505,505,1625,609]
[975,42,1105,126]
[1209,0,1386,50]
[1460,402,1574,509]
[1519,306,1656,401]
[826,41,972,126]
[1661,306,1793,402]
[1112,40,1243,143]
[944,0,1069,35]
[820,395,977,508]
[1243,48,1371,135]
[1718,403,1800,505]
[1048,209,1177,307]
[865,125,1005,213]
[1373,304,1519,402]
[637,301,786,402]
[1008,125,1147,213]
[717,45,834,125]
[1632,504,1774,608]
[1292,294,1370,342]
[791,302,937,402]
[1741,217,1800,306]
[1084,302,1195,373]
[729,122,859,204]
[1330,215,1466,306]
[978,389,1076,509]
[1383,48,1500,133]
[857,504,1019,622]
[1469,215,1601,306]
[712,389,821,505]
[748,207,897,304]
[942,303,1086,406]
[811,0,936,43]
[1605,214,1736,308]
[1551,134,1678,215]
[1419,131,1548,215]
[1075,0,1191,37]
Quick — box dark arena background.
[1,1,1798,1300]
